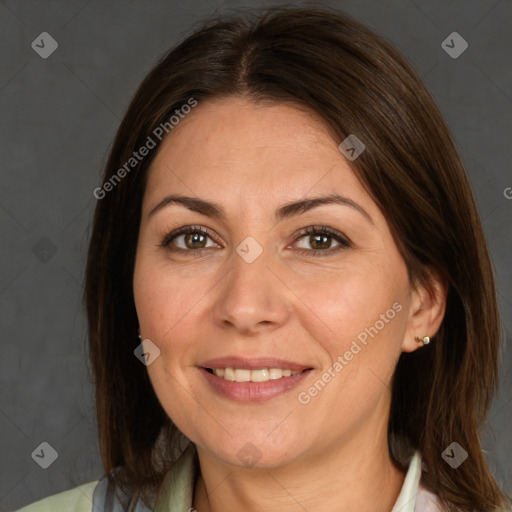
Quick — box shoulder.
[14,480,98,512]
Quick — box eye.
[159,224,351,257]
[160,225,220,254]
[293,225,350,257]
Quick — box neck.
[192,423,406,512]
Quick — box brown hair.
[84,5,511,511]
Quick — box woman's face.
[133,97,426,469]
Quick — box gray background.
[1,0,511,510]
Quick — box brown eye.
[294,226,350,257]
[301,233,333,250]
[181,231,208,249]
[161,225,219,253]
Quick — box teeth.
[234,369,251,382]
[269,368,282,380]
[224,368,235,381]
[251,368,269,382]
[212,367,302,382]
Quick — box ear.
[402,268,448,353]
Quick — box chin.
[196,429,307,470]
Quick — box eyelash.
[159,225,351,258]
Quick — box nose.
[210,242,292,336]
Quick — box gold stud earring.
[415,336,430,345]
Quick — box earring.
[415,336,430,345]
[138,332,142,340]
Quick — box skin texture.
[133,97,447,512]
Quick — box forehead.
[143,97,376,219]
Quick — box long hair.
[84,6,510,510]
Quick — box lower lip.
[199,367,312,402]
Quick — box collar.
[154,445,425,512]
[392,450,423,511]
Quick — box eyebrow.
[147,193,374,225]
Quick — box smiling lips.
[199,357,313,402]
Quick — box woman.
[17,6,511,512]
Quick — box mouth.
[198,357,313,402]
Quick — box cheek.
[133,258,204,431]
[292,261,407,400]
[133,254,199,339]
[291,261,403,344]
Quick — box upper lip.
[199,356,312,372]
